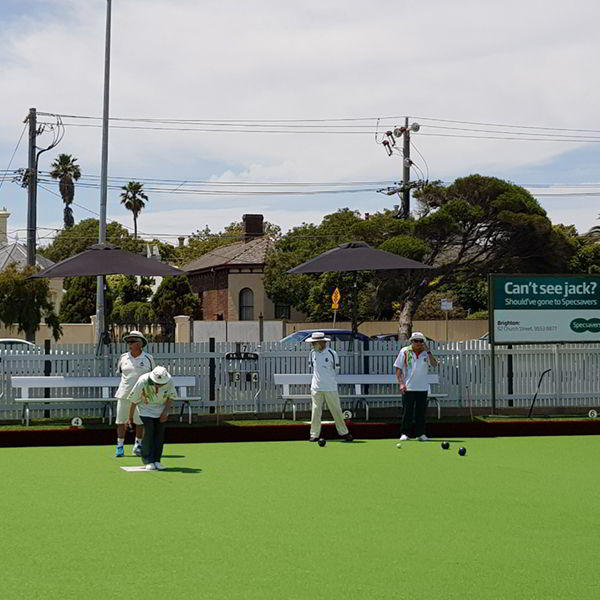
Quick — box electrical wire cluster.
[34,111,600,142]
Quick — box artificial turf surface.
[2,436,599,600]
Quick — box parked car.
[371,333,435,342]
[280,329,371,344]
[0,338,37,349]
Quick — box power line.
[37,183,138,234]
[37,171,398,187]
[40,111,600,134]
[36,178,382,195]
[38,120,600,143]
[412,115,600,134]
[418,132,600,143]
[38,111,404,123]
[423,123,600,140]
[0,124,27,193]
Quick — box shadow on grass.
[407,438,467,443]
[162,467,203,474]
[160,455,185,458]
[318,439,368,444]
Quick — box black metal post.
[209,337,215,413]
[44,339,51,418]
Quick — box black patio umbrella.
[29,243,185,352]
[29,243,184,278]
[287,241,431,333]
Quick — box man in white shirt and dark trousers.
[307,332,353,442]
[394,331,439,441]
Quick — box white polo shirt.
[115,351,156,399]
[128,372,178,418]
[309,347,339,392]
[393,345,431,392]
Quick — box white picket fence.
[1,340,599,420]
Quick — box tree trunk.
[398,297,417,339]
[133,215,137,239]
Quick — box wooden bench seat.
[273,373,447,421]
[10,376,201,426]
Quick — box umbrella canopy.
[287,241,431,335]
[29,243,184,278]
[287,241,431,274]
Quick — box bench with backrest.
[10,376,201,426]
[273,373,447,421]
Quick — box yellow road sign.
[332,302,339,310]
[332,287,341,304]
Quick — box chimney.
[178,236,186,248]
[0,207,10,246]
[242,214,264,243]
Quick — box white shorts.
[115,397,143,425]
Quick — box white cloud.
[1,0,600,240]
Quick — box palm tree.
[120,181,148,239]
[584,215,600,243]
[49,154,81,229]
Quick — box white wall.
[193,320,284,342]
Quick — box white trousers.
[310,390,349,439]
[115,398,143,425]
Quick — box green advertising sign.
[489,274,600,344]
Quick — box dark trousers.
[140,416,166,464]
[401,391,429,437]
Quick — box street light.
[96,0,112,348]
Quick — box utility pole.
[402,116,411,218]
[377,118,421,219]
[25,107,37,268]
[96,0,112,347]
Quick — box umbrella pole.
[352,274,358,334]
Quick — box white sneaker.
[417,434,429,441]
[399,434,410,441]
[154,462,166,470]
[145,463,157,471]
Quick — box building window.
[239,288,254,320]
[275,303,291,319]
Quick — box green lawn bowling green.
[2,436,599,600]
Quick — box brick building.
[184,214,303,321]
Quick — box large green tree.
[264,209,410,323]
[0,264,62,339]
[120,181,148,239]
[570,243,600,274]
[39,219,144,263]
[107,274,154,305]
[58,277,114,323]
[264,176,577,336]
[151,276,202,340]
[49,154,81,229]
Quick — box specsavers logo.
[570,318,600,333]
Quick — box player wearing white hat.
[115,331,155,457]
[306,332,353,442]
[393,331,439,441]
[128,366,177,470]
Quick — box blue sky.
[1,0,599,247]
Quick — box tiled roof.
[183,236,272,273]
[0,243,55,271]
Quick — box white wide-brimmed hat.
[306,331,331,343]
[409,331,426,341]
[123,330,148,347]
[149,366,171,385]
